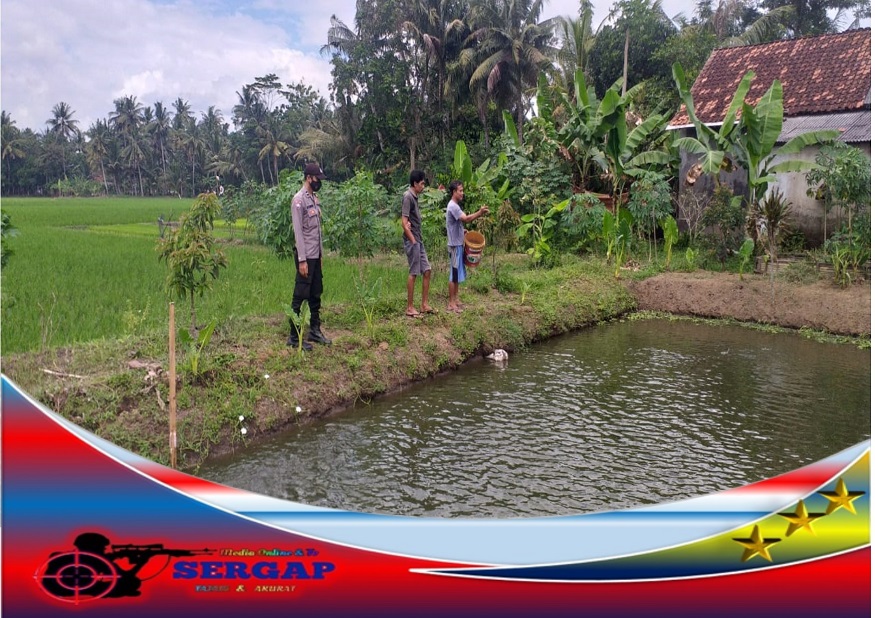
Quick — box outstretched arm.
[459,206,489,223]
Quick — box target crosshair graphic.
[35,550,120,604]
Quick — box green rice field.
[1,197,408,354]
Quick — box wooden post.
[169,302,177,469]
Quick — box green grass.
[1,197,412,353]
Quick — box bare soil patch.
[628,271,870,336]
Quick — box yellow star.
[778,500,825,537]
[818,478,865,515]
[732,525,782,562]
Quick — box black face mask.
[310,178,322,193]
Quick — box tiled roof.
[669,29,871,127]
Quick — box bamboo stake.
[169,302,178,469]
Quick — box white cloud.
[2,0,699,131]
[0,0,343,131]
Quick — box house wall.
[675,128,871,247]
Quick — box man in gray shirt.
[401,169,433,317]
[288,162,331,350]
[445,180,488,313]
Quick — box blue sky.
[0,0,711,132]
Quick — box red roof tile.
[669,29,871,126]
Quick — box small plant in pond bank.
[354,275,383,340]
[122,299,152,337]
[519,281,532,304]
[737,238,754,280]
[158,192,228,333]
[823,211,870,288]
[285,303,311,357]
[749,189,791,266]
[602,208,633,278]
[661,216,679,269]
[177,318,218,380]
[517,197,567,268]
[684,247,699,271]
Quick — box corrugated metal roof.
[779,111,871,143]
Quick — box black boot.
[287,321,313,351]
[307,326,332,345]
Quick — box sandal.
[406,310,422,318]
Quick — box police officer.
[288,162,332,350]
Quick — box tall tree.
[85,119,112,194]
[760,0,870,37]
[46,102,80,179]
[172,98,195,131]
[462,0,559,144]
[1,112,27,191]
[403,0,469,149]
[589,0,679,114]
[148,102,173,185]
[554,1,597,93]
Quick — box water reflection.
[200,320,870,518]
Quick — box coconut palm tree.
[1,112,26,190]
[200,106,227,159]
[402,0,469,145]
[461,0,559,144]
[46,102,80,179]
[148,102,173,183]
[175,127,206,196]
[47,102,80,140]
[85,120,111,194]
[208,142,248,182]
[109,96,144,141]
[172,97,195,131]
[255,121,292,186]
[554,1,596,94]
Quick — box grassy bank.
[2,252,636,470]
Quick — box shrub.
[700,183,745,266]
[322,170,387,258]
[806,143,871,244]
[627,172,673,240]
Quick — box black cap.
[304,163,327,179]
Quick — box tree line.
[1,0,868,197]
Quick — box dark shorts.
[404,239,431,276]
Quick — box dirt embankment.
[628,271,871,336]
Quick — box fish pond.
[200,319,870,518]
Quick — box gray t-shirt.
[446,199,464,246]
[401,188,422,242]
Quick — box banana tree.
[603,105,673,205]
[729,78,839,212]
[452,139,512,208]
[672,62,750,180]
[549,69,623,192]
[673,62,839,210]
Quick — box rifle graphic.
[107,543,215,560]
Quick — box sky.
[1,0,707,133]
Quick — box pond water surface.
[200,319,870,518]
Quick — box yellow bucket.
[464,230,485,267]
